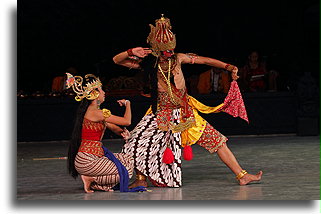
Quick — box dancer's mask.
[147,14,176,57]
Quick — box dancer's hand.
[117,99,130,107]
[231,67,239,81]
[121,128,130,140]
[132,47,152,58]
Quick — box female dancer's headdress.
[65,73,102,101]
[147,14,176,56]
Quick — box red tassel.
[183,145,193,161]
[163,147,174,164]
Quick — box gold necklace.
[158,59,178,105]
[159,57,177,72]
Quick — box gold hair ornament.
[65,73,102,101]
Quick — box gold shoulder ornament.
[102,108,111,119]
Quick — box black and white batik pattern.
[122,109,182,187]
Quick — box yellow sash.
[144,95,224,147]
[181,96,224,147]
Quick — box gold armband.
[186,53,199,64]
[102,108,111,119]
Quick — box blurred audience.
[239,50,267,92]
[197,67,231,94]
[186,74,199,95]
[51,66,78,92]
[265,52,280,92]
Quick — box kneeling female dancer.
[66,73,145,193]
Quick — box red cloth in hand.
[221,81,249,123]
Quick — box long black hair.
[140,54,159,114]
[67,98,91,179]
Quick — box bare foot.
[81,175,96,193]
[239,171,263,186]
[129,179,148,189]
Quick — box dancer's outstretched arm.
[178,53,239,80]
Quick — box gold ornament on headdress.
[65,73,102,101]
[147,14,176,56]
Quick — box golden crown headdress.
[65,73,102,101]
[147,14,176,56]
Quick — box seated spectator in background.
[240,50,267,92]
[52,67,78,92]
[52,76,65,92]
[197,67,231,94]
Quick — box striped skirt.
[75,152,134,191]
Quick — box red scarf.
[221,81,249,123]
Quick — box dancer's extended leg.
[217,144,263,185]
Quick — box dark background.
[17,0,320,141]
[18,0,319,93]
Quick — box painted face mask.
[147,14,176,57]
[162,49,174,57]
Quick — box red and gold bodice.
[78,118,106,157]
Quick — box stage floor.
[17,135,319,200]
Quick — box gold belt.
[78,139,104,157]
